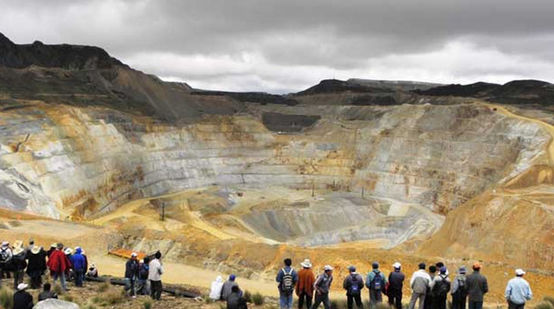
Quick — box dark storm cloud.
[1,0,554,92]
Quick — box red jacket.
[47,250,71,273]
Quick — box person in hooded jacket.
[71,247,86,287]
[451,266,468,309]
[25,245,46,289]
[0,241,13,279]
[47,243,71,291]
[221,274,240,301]
[11,241,27,290]
[388,262,405,309]
[366,262,387,309]
[343,266,364,309]
[210,276,225,301]
[138,257,150,295]
[430,267,450,309]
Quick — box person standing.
[221,274,240,301]
[11,241,27,290]
[466,262,488,309]
[47,243,71,291]
[424,266,437,309]
[408,263,431,309]
[430,267,450,309]
[125,252,140,298]
[13,283,33,309]
[388,262,405,309]
[71,247,86,287]
[148,251,164,300]
[343,265,364,309]
[296,259,316,309]
[312,265,333,309]
[276,258,298,309]
[138,257,150,295]
[505,269,532,309]
[366,262,387,309]
[451,266,468,309]
[0,241,13,279]
[25,244,47,289]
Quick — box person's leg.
[311,294,322,309]
[306,293,313,309]
[322,294,330,309]
[288,294,294,309]
[418,293,426,309]
[150,280,155,299]
[369,290,376,308]
[355,294,363,309]
[131,278,136,297]
[376,291,382,303]
[408,292,419,309]
[60,272,67,291]
[298,292,305,309]
[157,281,163,300]
[280,292,287,309]
[347,294,354,309]
[461,296,466,309]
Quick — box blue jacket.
[505,277,532,305]
[71,248,86,271]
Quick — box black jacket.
[226,292,247,309]
[26,249,47,274]
[388,271,405,292]
[343,273,364,295]
[13,290,33,309]
[125,259,140,279]
[466,271,488,302]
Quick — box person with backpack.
[312,265,333,309]
[465,262,488,309]
[148,251,164,300]
[343,265,364,309]
[296,259,316,309]
[424,266,437,309]
[0,241,13,279]
[388,262,405,309]
[138,257,150,295]
[124,252,140,297]
[408,263,431,309]
[276,258,299,309]
[430,267,450,309]
[366,262,387,309]
[505,269,532,309]
[11,241,27,290]
[451,266,468,309]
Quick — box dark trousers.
[388,289,402,309]
[468,301,483,309]
[508,301,525,309]
[369,290,382,308]
[432,295,447,309]
[29,273,43,289]
[150,280,162,300]
[347,293,363,309]
[452,293,467,309]
[311,292,330,309]
[13,269,24,289]
[298,291,312,309]
[0,265,10,279]
[74,269,84,287]
[424,294,434,309]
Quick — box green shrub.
[536,301,554,309]
[252,292,264,306]
[0,287,13,309]
[143,300,152,309]
[63,294,74,302]
[91,295,102,304]
[53,284,64,295]
[544,296,554,306]
[97,281,110,292]
[105,291,125,305]
[243,290,252,303]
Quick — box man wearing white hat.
[296,259,315,309]
[13,283,33,309]
[125,252,140,298]
[312,265,333,309]
[505,269,532,309]
[388,262,405,309]
[0,241,12,279]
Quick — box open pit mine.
[0,33,552,304]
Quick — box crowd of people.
[210,258,533,309]
[0,239,98,308]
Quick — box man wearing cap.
[466,262,488,309]
[408,263,431,309]
[343,265,364,309]
[451,266,468,309]
[13,283,33,309]
[47,243,71,291]
[221,274,240,301]
[505,269,532,309]
[0,241,13,279]
[276,258,298,309]
[26,244,47,289]
[296,259,315,309]
[388,262,405,309]
[125,252,140,298]
[366,262,387,309]
[312,265,333,309]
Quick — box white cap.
[17,283,28,291]
[393,262,401,269]
[1,241,8,246]
[324,265,333,271]
[131,252,138,257]
[515,269,525,276]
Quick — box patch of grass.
[143,299,152,309]
[252,292,264,306]
[91,295,102,304]
[243,290,252,303]
[375,303,391,309]
[63,294,74,302]
[53,284,64,295]
[97,281,110,293]
[545,296,554,306]
[84,305,97,309]
[104,290,125,305]
[0,287,13,309]
[536,301,554,309]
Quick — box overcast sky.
[1,0,554,93]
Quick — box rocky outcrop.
[34,299,80,309]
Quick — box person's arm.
[293,270,299,284]
[526,282,533,300]
[158,263,163,275]
[343,276,349,290]
[276,269,283,283]
[366,273,372,288]
[482,277,488,294]
[382,272,387,284]
[505,281,511,301]
[314,275,322,294]
[451,278,459,294]
[410,273,416,288]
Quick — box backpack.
[456,277,467,295]
[370,271,384,291]
[139,264,149,280]
[0,248,11,263]
[280,268,295,294]
[349,274,361,295]
[432,275,450,297]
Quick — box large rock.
[34,299,79,309]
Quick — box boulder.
[34,299,79,309]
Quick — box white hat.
[13,247,24,255]
[131,252,138,257]
[324,265,333,271]
[515,269,525,276]
[64,248,73,255]
[1,241,8,247]
[31,245,42,255]
[300,259,312,268]
[393,262,401,269]
[17,283,28,291]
